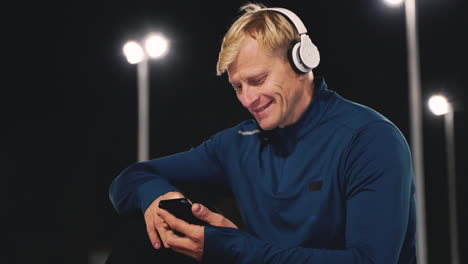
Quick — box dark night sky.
[5,0,467,263]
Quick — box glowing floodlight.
[384,0,404,7]
[145,34,169,59]
[123,41,145,64]
[428,95,450,116]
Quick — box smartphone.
[158,198,206,227]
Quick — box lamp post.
[123,34,169,162]
[383,0,427,263]
[428,95,459,264]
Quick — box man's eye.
[252,76,266,85]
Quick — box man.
[109,3,417,263]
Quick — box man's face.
[227,37,312,130]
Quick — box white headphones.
[258,7,320,73]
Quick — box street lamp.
[123,33,169,162]
[384,0,427,262]
[384,0,427,263]
[428,94,459,264]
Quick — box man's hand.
[144,191,185,249]
[157,203,238,262]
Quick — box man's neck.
[278,75,315,128]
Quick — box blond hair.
[216,3,299,76]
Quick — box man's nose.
[240,86,260,109]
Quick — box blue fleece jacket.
[109,77,417,264]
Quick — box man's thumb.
[192,203,238,229]
[192,203,210,220]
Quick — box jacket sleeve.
[203,121,415,264]
[109,132,226,215]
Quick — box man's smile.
[253,100,274,113]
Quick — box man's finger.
[165,230,204,261]
[155,217,172,248]
[168,242,201,261]
[166,230,192,245]
[157,209,199,237]
[161,229,177,248]
[145,219,161,249]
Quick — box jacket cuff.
[203,225,241,264]
[136,179,181,213]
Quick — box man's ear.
[297,71,312,82]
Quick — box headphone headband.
[261,7,308,35]
[255,6,320,72]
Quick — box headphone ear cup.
[289,41,310,74]
[299,35,320,69]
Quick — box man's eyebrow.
[230,72,267,84]
[247,73,267,81]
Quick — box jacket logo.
[308,180,323,191]
[238,129,260,136]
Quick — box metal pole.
[404,0,427,263]
[137,59,150,162]
[444,109,459,264]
